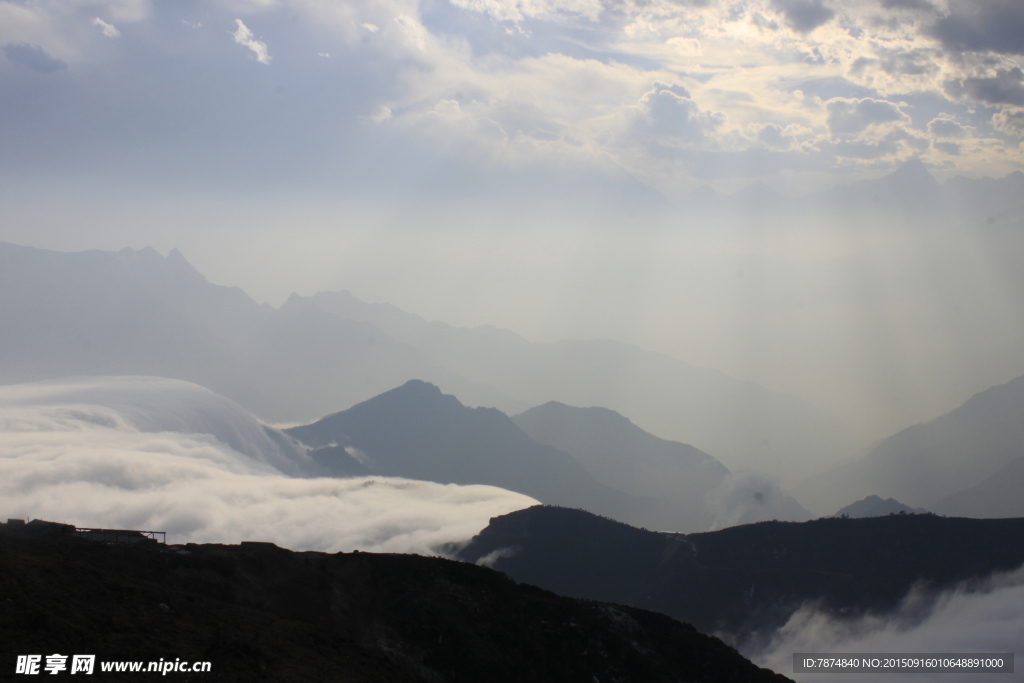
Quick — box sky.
[1,0,1023,435]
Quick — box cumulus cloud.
[770,0,836,33]
[92,17,120,38]
[993,107,1024,137]
[751,565,1024,682]
[231,18,271,64]
[929,0,1024,56]
[637,82,725,143]
[927,115,969,138]
[825,97,910,137]
[2,42,67,73]
[944,67,1024,106]
[0,377,537,555]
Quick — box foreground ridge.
[0,525,791,683]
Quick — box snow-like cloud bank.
[0,376,538,554]
[750,565,1024,682]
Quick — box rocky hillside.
[0,525,789,683]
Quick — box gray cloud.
[879,0,936,11]
[826,97,910,137]
[2,43,67,73]
[944,68,1024,106]
[639,83,725,143]
[928,116,969,138]
[930,0,1024,55]
[770,0,836,33]
[0,377,537,554]
[751,565,1024,682]
[993,107,1024,136]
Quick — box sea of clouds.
[750,566,1024,682]
[0,376,537,554]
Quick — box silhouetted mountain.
[932,457,1024,519]
[286,381,688,528]
[0,525,791,683]
[0,243,522,423]
[301,292,859,486]
[456,505,1024,649]
[832,495,929,518]
[798,373,1024,513]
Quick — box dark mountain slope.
[0,526,790,683]
[456,506,1024,647]
[833,495,929,519]
[286,381,683,528]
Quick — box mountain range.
[0,240,860,486]
[455,505,1024,649]
[286,380,810,531]
[798,373,1024,515]
[296,290,858,485]
[1,523,791,683]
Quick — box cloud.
[0,377,538,555]
[2,42,67,73]
[929,0,1024,56]
[92,18,120,38]
[637,82,725,143]
[825,97,910,137]
[704,472,810,530]
[944,67,1024,106]
[927,116,969,138]
[751,564,1024,682]
[231,18,271,64]
[993,107,1024,137]
[879,0,936,11]
[770,0,836,33]
[447,0,604,23]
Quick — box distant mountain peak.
[887,157,939,187]
[395,379,442,394]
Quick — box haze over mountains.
[295,289,858,486]
[0,240,859,487]
[799,373,1024,516]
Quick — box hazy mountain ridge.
[300,292,859,486]
[679,161,1024,225]
[0,242,523,423]
[511,401,810,530]
[512,401,729,500]
[456,505,1024,650]
[797,372,1024,513]
[286,380,741,531]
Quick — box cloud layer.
[751,565,1024,682]
[0,377,538,554]
[1,0,1022,197]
